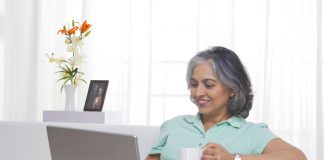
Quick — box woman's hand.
[145,154,160,160]
[202,142,234,160]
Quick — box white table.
[43,110,123,124]
[0,121,160,160]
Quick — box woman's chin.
[198,108,210,115]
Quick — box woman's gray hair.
[186,46,253,119]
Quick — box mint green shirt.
[149,113,277,160]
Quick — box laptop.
[46,126,140,160]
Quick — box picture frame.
[84,80,109,111]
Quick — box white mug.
[179,147,203,160]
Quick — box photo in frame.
[84,80,109,111]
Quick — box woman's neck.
[201,112,231,131]
[202,113,230,124]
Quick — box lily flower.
[74,74,83,85]
[67,26,79,35]
[46,53,57,63]
[81,20,91,33]
[71,36,83,45]
[55,57,65,65]
[69,53,85,67]
[67,45,79,53]
[65,38,72,44]
[57,25,68,35]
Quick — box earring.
[230,93,235,97]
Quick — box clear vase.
[64,84,77,111]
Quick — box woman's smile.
[196,98,209,107]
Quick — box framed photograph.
[84,80,109,111]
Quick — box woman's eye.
[190,83,198,87]
[205,84,215,88]
[189,79,198,87]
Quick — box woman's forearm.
[242,148,307,160]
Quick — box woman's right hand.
[202,142,234,160]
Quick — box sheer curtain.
[0,0,4,121]
[1,0,322,159]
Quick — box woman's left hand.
[202,142,234,160]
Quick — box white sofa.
[0,121,160,160]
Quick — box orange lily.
[80,20,91,33]
[57,25,68,35]
[67,26,79,35]
[57,29,68,35]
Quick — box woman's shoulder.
[161,115,195,128]
[164,114,195,123]
[239,120,278,153]
[244,121,271,129]
[228,116,270,129]
[241,120,275,136]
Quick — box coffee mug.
[179,147,203,160]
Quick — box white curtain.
[0,0,322,159]
[0,0,4,121]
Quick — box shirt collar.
[184,113,201,124]
[224,116,245,128]
[184,113,246,129]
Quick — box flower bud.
[49,57,55,63]
[65,39,71,44]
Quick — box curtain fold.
[4,0,39,120]
[0,0,5,120]
[1,0,322,159]
[316,0,323,158]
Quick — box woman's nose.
[195,85,205,97]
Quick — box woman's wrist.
[233,153,241,160]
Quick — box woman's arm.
[242,138,307,160]
[145,154,160,160]
[202,139,307,160]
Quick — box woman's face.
[189,62,232,117]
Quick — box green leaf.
[60,78,72,93]
[61,64,72,74]
[71,68,78,77]
[55,71,66,74]
[59,66,69,73]
[84,31,91,37]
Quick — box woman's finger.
[201,154,217,160]
[204,142,221,148]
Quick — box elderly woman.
[146,46,306,160]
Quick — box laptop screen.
[46,126,140,160]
